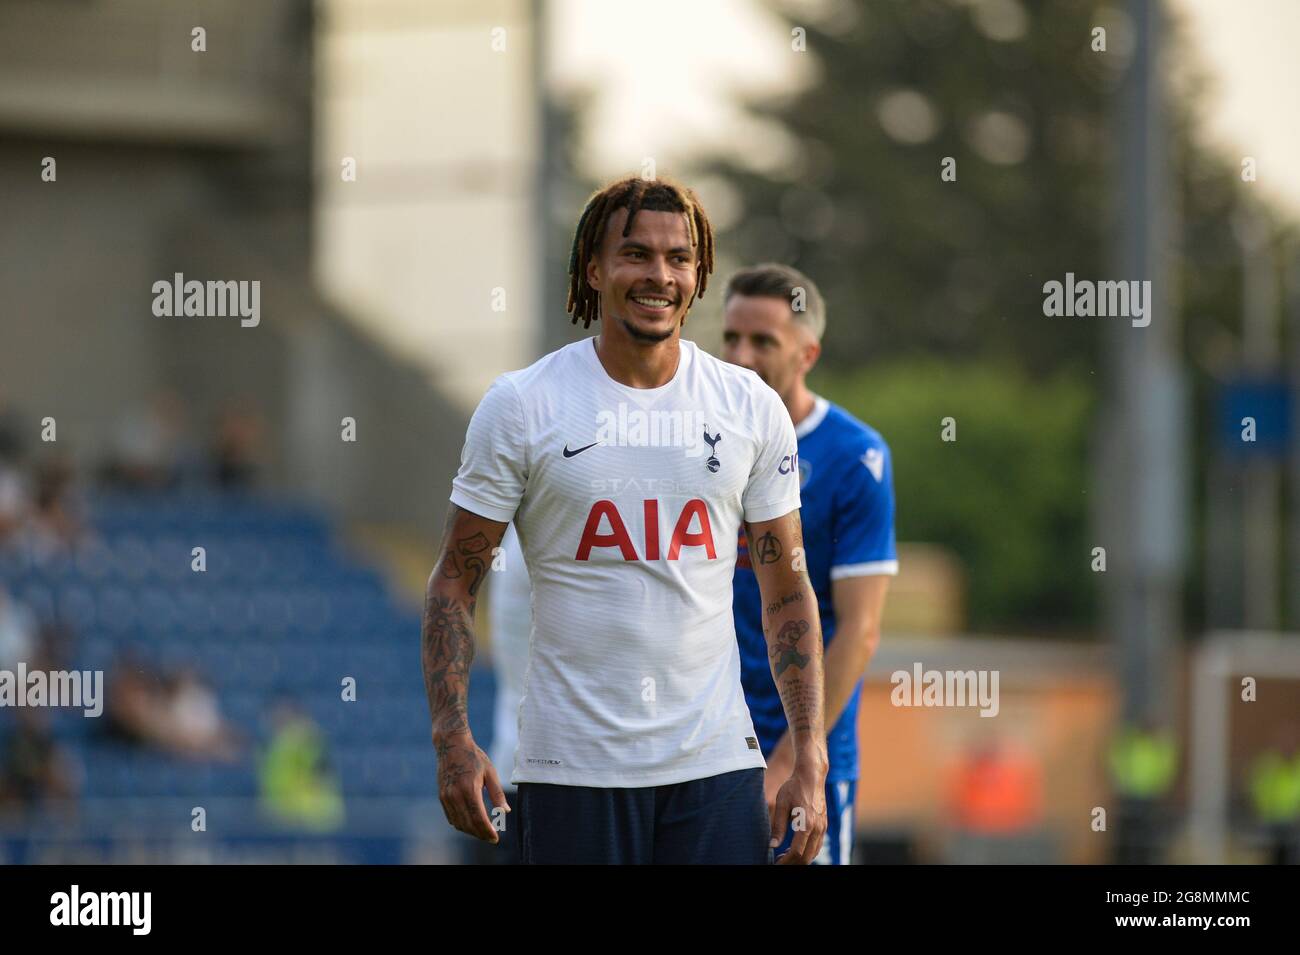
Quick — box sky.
[549,0,810,179]
[1174,0,1300,217]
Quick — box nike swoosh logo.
[563,442,599,458]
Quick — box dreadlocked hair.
[565,175,716,329]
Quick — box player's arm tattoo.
[439,530,492,597]
[778,672,819,736]
[765,590,804,617]
[753,530,782,564]
[423,504,502,741]
[769,617,820,737]
[769,618,811,677]
[435,731,480,790]
[753,514,824,747]
[421,592,474,739]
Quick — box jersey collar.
[794,394,830,439]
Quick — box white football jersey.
[450,335,801,787]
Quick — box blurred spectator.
[211,406,262,488]
[1248,742,1300,866]
[104,656,241,762]
[166,668,242,760]
[0,394,23,463]
[944,736,1052,863]
[0,587,38,671]
[0,706,79,810]
[1108,723,1178,865]
[259,700,344,832]
[0,465,26,548]
[18,456,89,562]
[101,390,195,489]
[0,395,26,547]
[947,738,1044,835]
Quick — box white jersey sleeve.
[449,375,528,523]
[741,384,801,523]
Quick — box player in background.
[421,176,828,864]
[483,522,529,863]
[723,263,897,865]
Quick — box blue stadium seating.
[0,489,498,841]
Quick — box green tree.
[814,360,1094,629]
[699,0,1114,372]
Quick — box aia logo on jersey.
[703,425,722,472]
[576,499,717,561]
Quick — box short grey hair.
[722,263,826,342]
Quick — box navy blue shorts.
[515,767,771,865]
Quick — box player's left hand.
[770,753,828,865]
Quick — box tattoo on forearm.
[421,592,475,737]
[769,618,811,677]
[777,678,818,736]
[765,590,804,617]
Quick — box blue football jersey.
[733,395,897,782]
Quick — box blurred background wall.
[0,0,478,537]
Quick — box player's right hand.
[434,730,510,843]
